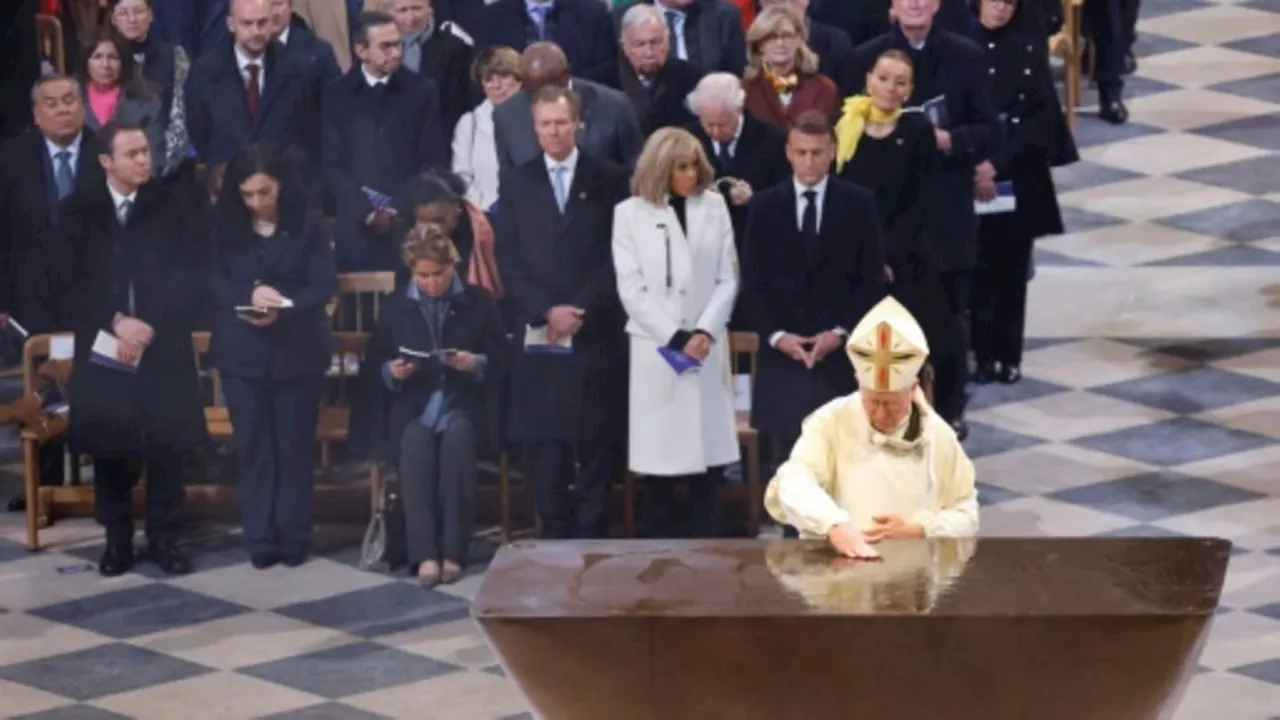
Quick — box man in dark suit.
[493,85,630,540]
[616,0,747,76]
[269,0,342,86]
[63,122,206,576]
[186,0,320,167]
[740,111,887,465]
[617,3,705,135]
[387,0,475,135]
[476,0,617,85]
[493,42,644,172]
[0,76,103,511]
[0,0,39,143]
[850,0,999,437]
[324,11,448,272]
[809,0,891,46]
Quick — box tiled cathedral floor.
[3,1,1280,717]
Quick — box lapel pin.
[579,191,587,199]
[896,138,904,146]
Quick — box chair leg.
[23,440,39,551]
[746,437,761,538]
[499,451,511,544]
[623,471,636,538]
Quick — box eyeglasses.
[987,0,1018,6]
[113,8,151,20]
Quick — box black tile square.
[1052,161,1145,194]
[1242,0,1280,10]
[0,536,29,564]
[1223,32,1280,59]
[0,643,213,702]
[1048,470,1266,521]
[1092,366,1280,414]
[1094,523,1191,538]
[1157,199,1280,242]
[1022,337,1079,353]
[1133,32,1199,58]
[1060,205,1129,234]
[1209,73,1280,105]
[961,422,1045,459]
[237,641,461,700]
[500,714,536,720]
[1114,337,1280,363]
[273,582,470,638]
[1176,155,1280,197]
[1070,117,1166,149]
[1033,248,1108,267]
[28,583,252,640]
[1072,417,1274,466]
[968,376,1069,412]
[1229,658,1280,685]
[257,702,392,719]
[11,707,133,720]
[1138,0,1213,18]
[483,664,509,678]
[975,481,1024,507]
[1250,602,1280,620]
[1144,244,1280,266]
[1191,113,1280,153]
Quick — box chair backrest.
[326,331,370,406]
[22,335,55,396]
[729,331,759,387]
[333,272,397,333]
[35,14,65,75]
[190,331,222,405]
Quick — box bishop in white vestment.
[764,297,979,558]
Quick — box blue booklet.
[658,346,702,375]
[362,186,393,209]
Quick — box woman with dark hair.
[209,143,336,568]
[79,27,167,177]
[108,0,191,179]
[400,171,503,298]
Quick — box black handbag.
[359,468,408,572]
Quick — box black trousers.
[1085,0,1127,92]
[94,447,185,546]
[223,376,323,556]
[528,440,614,539]
[934,270,972,423]
[399,418,478,566]
[640,467,724,539]
[973,217,1035,368]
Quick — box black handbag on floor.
[360,469,408,572]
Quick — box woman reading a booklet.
[368,224,506,587]
[612,128,740,538]
[209,144,336,570]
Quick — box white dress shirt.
[235,46,265,94]
[106,181,139,315]
[277,26,291,46]
[46,133,83,169]
[362,66,389,87]
[769,174,845,348]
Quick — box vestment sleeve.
[910,430,980,537]
[764,407,851,536]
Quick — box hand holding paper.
[250,285,295,309]
[113,315,154,347]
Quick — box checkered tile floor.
[2,1,1279,716]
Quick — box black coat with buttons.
[977,23,1065,240]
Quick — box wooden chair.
[333,272,396,333]
[20,333,73,550]
[1057,0,1086,132]
[321,331,369,471]
[190,332,235,445]
[35,14,65,75]
[729,331,763,537]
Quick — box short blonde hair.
[745,5,819,80]
[629,127,716,205]
[401,222,459,268]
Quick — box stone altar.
[472,537,1231,720]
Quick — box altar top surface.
[472,538,1231,619]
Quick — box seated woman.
[399,172,503,299]
[741,5,838,129]
[612,127,740,538]
[210,143,336,568]
[78,28,166,178]
[369,224,506,587]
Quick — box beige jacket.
[293,0,352,71]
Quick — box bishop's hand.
[863,514,926,543]
[827,523,882,560]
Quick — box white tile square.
[91,671,324,719]
[1178,445,1280,496]
[1197,398,1280,441]
[1139,5,1280,45]
[975,444,1155,495]
[1135,46,1280,88]
[0,611,113,665]
[344,670,530,720]
[976,496,1135,537]
[130,611,361,670]
[1215,347,1280,383]
[1158,498,1280,541]
[1021,338,1194,389]
[375,617,492,666]
[1082,133,1268,176]
[0,679,75,716]
[1221,551,1280,597]
[1057,178,1249,222]
[1037,222,1232,265]
[0,552,152,610]
[1126,88,1280,131]
[971,391,1176,442]
[1199,611,1280,671]
[169,557,396,610]
[1171,671,1280,720]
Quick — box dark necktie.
[715,142,731,172]
[801,189,818,240]
[245,63,262,122]
[665,10,680,59]
[55,150,74,200]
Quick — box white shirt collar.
[277,26,291,46]
[362,66,389,87]
[45,133,83,163]
[794,175,829,198]
[107,181,138,209]
[544,147,579,173]
[234,45,265,76]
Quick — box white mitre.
[846,296,929,392]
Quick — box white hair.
[620,3,669,39]
[686,73,746,115]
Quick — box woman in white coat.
[613,127,741,538]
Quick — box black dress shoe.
[280,551,308,568]
[148,541,192,576]
[7,494,26,512]
[99,543,134,577]
[250,553,279,570]
[972,363,997,385]
[1099,96,1129,125]
[951,419,970,442]
[999,365,1023,385]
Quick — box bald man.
[491,42,643,173]
[186,0,322,166]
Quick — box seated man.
[764,296,979,559]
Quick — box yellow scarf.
[834,95,902,173]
